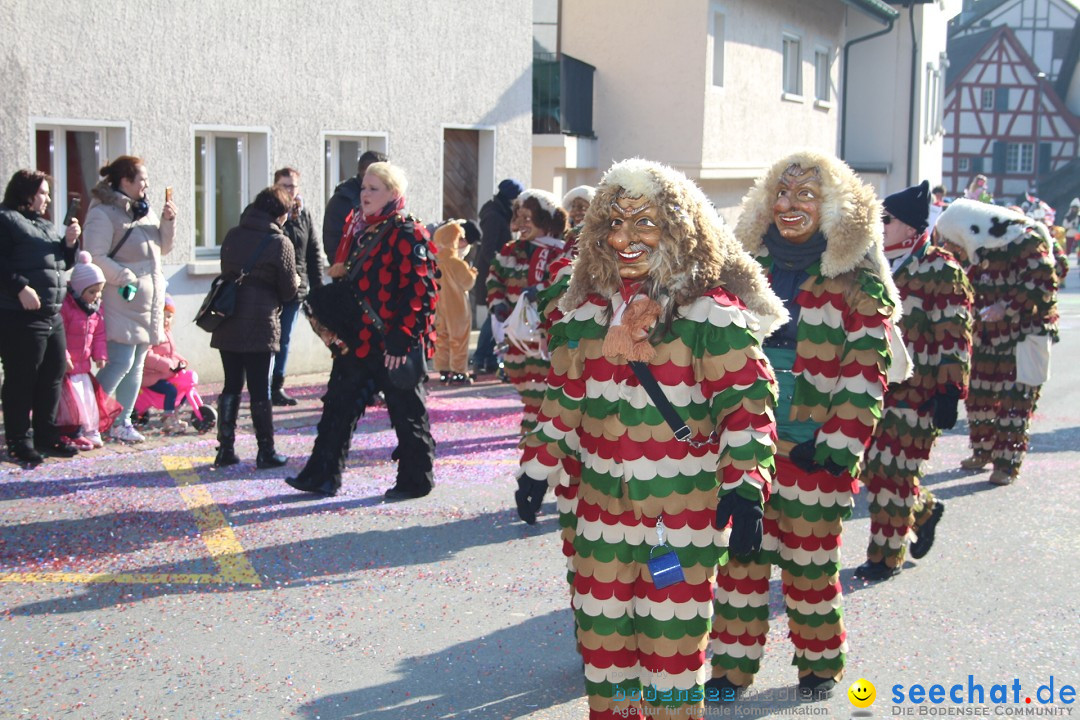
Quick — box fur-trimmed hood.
[735,149,901,320]
[561,158,788,336]
[90,180,138,215]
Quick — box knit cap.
[70,251,106,296]
[164,294,176,313]
[884,180,931,232]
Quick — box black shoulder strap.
[629,361,692,441]
[344,216,403,283]
[107,226,138,260]
[237,232,276,281]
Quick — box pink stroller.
[132,369,217,434]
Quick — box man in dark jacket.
[272,168,326,405]
[321,150,387,262]
[471,178,523,374]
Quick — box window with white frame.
[958,157,970,172]
[323,134,389,203]
[193,129,269,252]
[814,47,831,102]
[710,7,725,88]
[981,88,995,110]
[33,121,128,229]
[1006,143,1034,173]
[783,34,802,96]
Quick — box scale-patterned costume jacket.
[861,239,973,568]
[487,225,566,436]
[710,150,899,687]
[935,200,1059,478]
[520,159,786,719]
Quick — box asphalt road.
[1,284,1078,720]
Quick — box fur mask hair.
[562,158,788,336]
[735,148,901,320]
[602,296,663,362]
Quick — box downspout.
[906,2,918,186]
[841,13,896,161]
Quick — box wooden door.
[443,129,479,221]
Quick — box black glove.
[522,285,539,302]
[790,438,846,477]
[490,302,510,323]
[932,386,962,430]
[789,438,821,474]
[716,492,764,562]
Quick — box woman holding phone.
[83,155,176,443]
[0,170,81,464]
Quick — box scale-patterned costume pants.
[710,457,852,686]
[502,342,549,436]
[966,343,1039,476]
[861,405,939,568]
[574,492,718,719]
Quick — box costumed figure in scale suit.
[520,158,786,719]
[708,150,899,700]
[486,189,569,437]
[855,181,973,581]
[934,200,1059,486]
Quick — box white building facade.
[2,0,533,380]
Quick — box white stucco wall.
[701,0,846,169]
[1,0,532,381]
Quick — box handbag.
[503,294,546,359]
[194,233,275,332]
[1015,333,1052,386]
[303,217,402,354]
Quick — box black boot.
[514,475,548,524]
[7,441,43,466]
[250,399,287,469]
[213,393,241,467]
[271,374,298,407]
[285,404,356,496]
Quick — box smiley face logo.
[848,678,876,708]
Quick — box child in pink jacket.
[140,295,190,434]
[61,252,108,449]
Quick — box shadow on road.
[293,609,581,719]
[1,504,558,617]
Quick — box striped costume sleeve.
[813,270,894,477]
[930,249,975,395]
[519,301,601,488]
[1006,233,1059,339]
[691,293,778,505]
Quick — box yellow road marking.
[0,456,260,585]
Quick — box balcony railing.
[533,52,595,137]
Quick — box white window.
[958,157,970,172]
[1006,143,1034,173]
[322,133,389,203]
[32,120,128,229]
[193,128,270,252]
[981,88,995,110]
[814,47,831,103]
[783,34,802,96]
[710,7,725,88]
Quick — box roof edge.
[842,0,901,24]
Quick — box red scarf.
[335,196,407,265]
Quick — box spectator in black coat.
[0,170,80,464]
[271,167,325,406]
[321,150,387,262]
[210,187,299,470]
[471,178,523,374]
